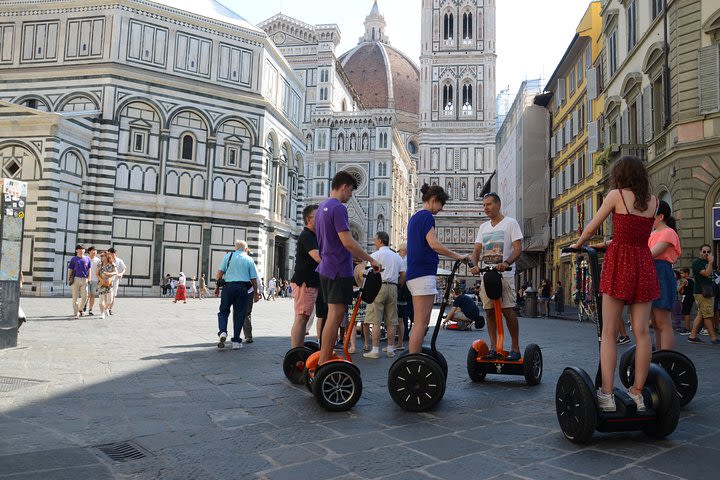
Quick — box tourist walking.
[687,244,720,344]
[199,274,208,299]
[268,276,277,300]
[554,281,565,315]
[86,246,101,315]
[174,272,187,303]
[215,240,260,350]
[242,245,259,344]
[107,247,126,315]
[406,184,467,355]
[97,251,117,319]
[569,156,660,412]
[68,244,91,319]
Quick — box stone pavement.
[1,296,719,479]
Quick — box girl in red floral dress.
[570,156,659,413]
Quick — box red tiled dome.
[339,42,419,115]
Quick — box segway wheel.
[283,347,313,384]
[388,354,446,412]
[555,368,597,444]
[422,346,448,378]
[312,362,362,412]
[618,347,697,408]
[466,347,486,382]
[522,344,543,386]
[303,341,320,351]
[642,364,680,439]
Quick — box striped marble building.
[0,0,307,295]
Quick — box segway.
[555,247,680,443]
[386,259,465,412]
[302,266,382,411]
[466,266,542,385]
[618,346,697,408]
[283,339,320,385]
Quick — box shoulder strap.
[223,251,235,272]
[618,189,630,213]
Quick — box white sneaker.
[700,328,709,336]
[363,351,380,359]
[597,389,616,412]
[386,349,395,358]
[232,341,242,350]
[100,311,106,319]
[628,388,646,412]
[218,332,227,349]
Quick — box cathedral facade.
[260,2,418,251]
[0,0,306,295]
[418,0,497,270]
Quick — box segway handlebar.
[477,265,512,273]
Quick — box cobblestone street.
[0,297,719,479]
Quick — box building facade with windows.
[260,2,418,250]
[600,0,720,263]
[544,2,605,304]
[419,0,497,274]
[0,0,306,295]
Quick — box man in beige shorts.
[362,232,405,358]
[470,193,523,361]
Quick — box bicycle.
[574,257,598,325]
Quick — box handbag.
[701,283,715,298]
[216,251,235,288]
[100,277,113,288]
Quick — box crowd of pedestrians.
[67,244,126,319]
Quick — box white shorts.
[406,276,437,296]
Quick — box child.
[174,272,187,304]
[190,277,198,299]
[570,156,659,412]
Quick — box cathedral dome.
[338,2,419,115]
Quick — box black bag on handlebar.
[361,270,382,303]
[483,270,503,300]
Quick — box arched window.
[443,84,454,111]
[462,12,473,40]
[212,177,224,200]
[181,134,194,160]
[144,168,157,192]
[443,13,454,41]
[115,164,129,189]
[462,84,473,113]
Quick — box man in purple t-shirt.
[315,171,380,364]
[67,244,92,319]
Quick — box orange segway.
[466,266,542,385]
[302,266,382,411]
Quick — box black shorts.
[320,275,354,306]
[315,286,328,319]
[681,300,694,315]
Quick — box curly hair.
[609,156,651,212]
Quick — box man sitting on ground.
[442,287,485,330]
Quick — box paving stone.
[485,440,566,466]
[637,444,720,478]
[319,431,397,454]
[513,463,591,480]
[384,422,453,441]
[265,423,340,446]
[261,444,325,467]
[404,434,491,460]
[262,459,347,480]
[426,451,517,479]
[0,447,102,475]
[336,446,435,478]
[459,421,549,445]
[547,449,633,477]
[0,464,114,479]
[605,466,685,480]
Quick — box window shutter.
[573,110,579,136]
[604,119,611,148]
[586,68,598,100]
[558,78,566,104]
[551,175,556,198]
[550,136,556,158]
[621,110,630,144]
[588,121,599,153]
[565,208,571,235]
[642,85,653,142]
[565,119,571,144]
[585,197,592,228]
[635,96,643,145]
[565,165,571,190]
[586,147,593,176]
[574,158,580,184]
[699,45,720,114]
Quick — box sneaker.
[395,345,405,351]
[679,330,691,335]
[218,332,227,349]
[628,388,646,412]
[386,349,395,358]
[232,341,242,350]
[617,336,631,345]
[700,328,709,336]
[245,338,253,344]
[100,311,106,320]
[87,311,94,316]
[483,349,498,360]
[597,389,616,412]
[74,313,79,319]
[348,346,356,354]
[688,336,703,344]
[506,351,521,362]
[363,351,380,359]
[108,310,113,316]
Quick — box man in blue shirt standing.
[215,239,260,350]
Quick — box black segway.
[386,259,465,412]
[618,346,697,408]
[555,247,680,443]
[283,339,320,385]
[466,266,542,385]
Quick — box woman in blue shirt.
[406,184,468,353]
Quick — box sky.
[231,0,592,98]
